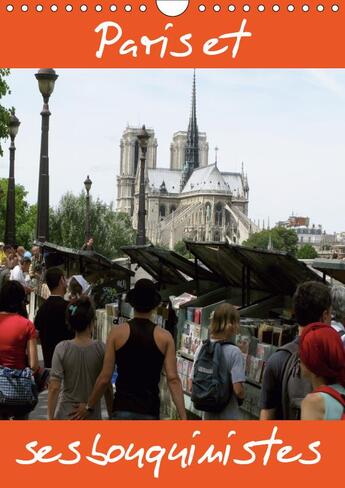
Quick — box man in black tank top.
[72,279,187,420]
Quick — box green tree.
[0,178,37,249]
[243,226,298,256]
[174,240,191,258]
[297,244,318,259]
[0,68,11,157]
[50,192,136,259]
[16,203,37,249]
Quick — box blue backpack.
[191,340,233,412]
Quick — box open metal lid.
[121,244,218,286]
[312,259,345,284]
[37,241,133,290]
[185,241,321,295]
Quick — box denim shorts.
[111,410,159,420]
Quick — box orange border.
[1,421,342,486]
[0,2,344,67]
[1,3,344,486]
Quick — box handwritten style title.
[94,19,252,60]
[16,427,321,479]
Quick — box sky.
[1,68,345,234]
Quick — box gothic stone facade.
[116,127,250,248]
[116,73,252,248]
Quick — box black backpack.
[279,341,312,420]
[191,340,233,413]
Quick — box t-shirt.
[318,384,345,420]
[50,340,105,420]
[260,337,299,419]
[193,341,246,420]
[0,250,6,265]
[10,265,26,287]
[0,313,36,369]
[10,264,27,288]
[0,267,10,292]
[34,296,74,368]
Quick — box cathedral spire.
[181,69,200,191]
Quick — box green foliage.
[243,226,298,256]
[0,69,11,157]
[297,244,318,259]
[174,240,192,258]
[50,192,136,259]
[0,178,37,248]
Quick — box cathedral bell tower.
[180,70,199,191]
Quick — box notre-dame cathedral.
[116,72,256,248]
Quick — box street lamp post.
[35,68,58,242]
[136,125,150,246]
[84,175,92,242]
[4,111,20,246]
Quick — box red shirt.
[0,313,36,369]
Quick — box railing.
[159,202,204,247]
[227,204,259,233]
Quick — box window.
[159,205,166,218]
[215,202,223,226]
[205,202,211,222]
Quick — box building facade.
[277,215,337,252]
[116,72,255,248]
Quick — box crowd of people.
[0,243,42,294]
[0,242,345,421]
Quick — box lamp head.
[35,68,58,101]
[84,175,92,193]
[8,110,20,141]
[137,125,150,151]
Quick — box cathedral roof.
[147,168,181,194]
[222,172,245,196]
[181,164,231,194]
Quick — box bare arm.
[301,393,325,420]
[71,332,116,420]
[104,382,114,419]
[260,408,276,420]
[233,382,245,400]
[27,338,39,372]
[48,379,62,420]
[164,334,187,420]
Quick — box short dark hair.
[293,281,331,326]
[0,281,27,317]
[3,244,13,253]
[66,296,95,332]
[45,267,64,292]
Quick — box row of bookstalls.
[38,241,133,290]
[120,242,331,419]
[31,242,134,335]
[35,240,345,419]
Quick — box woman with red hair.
[300,323,345,420]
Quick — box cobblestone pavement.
[30,389,49,420]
